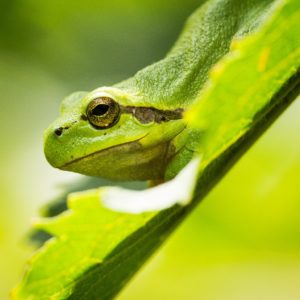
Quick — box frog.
[44,88,195,182]
[44,0,272,213]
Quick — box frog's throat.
[61,133,149,170]
[60,133,176,180]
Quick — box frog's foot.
[101,157,201,214]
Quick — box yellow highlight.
[184,108,195,123]
[258,48,271,72]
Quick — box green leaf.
[13,0,300,299]
[27,178,146,248]
[187,0,300,161]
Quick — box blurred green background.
[1,1,300,299]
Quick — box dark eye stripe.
[121,106,183,124]
[85,97,183,130]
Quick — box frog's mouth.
[61,136,146,169]
[61,135,171,181]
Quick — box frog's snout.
[54,127,63,136]
[53,120,79,137]
[54,126,70,137]
[44,121,76,168]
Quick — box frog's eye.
[86,97,120,129]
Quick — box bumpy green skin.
[44,0,273,181]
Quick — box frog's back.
[116,0,274,110]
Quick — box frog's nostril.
[54,127,63,136]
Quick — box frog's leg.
[101,157,201,214]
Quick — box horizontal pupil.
[92,104,109,116]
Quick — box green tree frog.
[44,0,270,213]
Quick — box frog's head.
[44,87,185,180]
